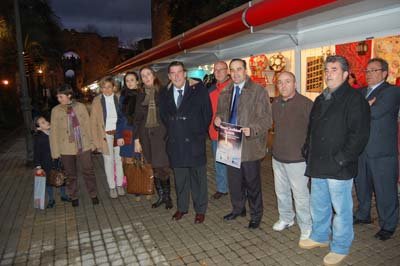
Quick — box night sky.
[50,0,152,46]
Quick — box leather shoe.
[248,220,260,229]
[353,217,371,225]
[374,229,393,241]
[212,191,228,199]
[172,211,188,221]
[194,214,205,224]
[223,209,246,221]
[91,197,99,205]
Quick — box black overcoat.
[159,80,212,168]
[303,82,370,180]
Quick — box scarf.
[121,88,137,125]
[66,102,83,153]
[142,86,159,128]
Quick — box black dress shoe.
[223,209,246,221]
[374,229,394,241]
[353,218,372,225]
[60,196,71,202]
[248,220,260,229]
[46,200,55,209]
[91,197,99,205]
[212,191,228,199]
[71,199,79,207]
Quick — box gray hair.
[324,55,349,73]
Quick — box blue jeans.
[211,140,228,193]
[310,178,354,255]
[47,185,67,202]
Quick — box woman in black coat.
[33,116,69,208]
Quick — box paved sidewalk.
[0,134,399,266]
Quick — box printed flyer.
[216,122,243,168]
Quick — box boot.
[163,178,173,210]
[151,177,164,208]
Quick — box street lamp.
[1,80,9,86]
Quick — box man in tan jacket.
[215,58,272,229]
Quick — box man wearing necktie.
[215,58,272,229]
[159,61,212,224]
[354,58,400,241]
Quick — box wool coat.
[90,94,120,155]
[159,79,212,168]
[216,77,272,162]
[50,101,93,159]
[303,82,370,180]
[134,90,169,168]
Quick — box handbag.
[124,156,154,195]
[47,160,67,187]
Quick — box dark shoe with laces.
[374,229,394,241]
[212,191,228,199]
[248,220,261,229]
[46,200,55,209]
[60,196,71,202]
[91,197,99,205]
[223,209,246,221]
[71,199,79,207]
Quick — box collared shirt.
[366,80,385,98]
[231,80,245,109]
[173,82,186,106]
[104,93,117,131]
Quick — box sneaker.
[117,186,125,196]
[323,252,347,266]
[299,238,329,249]
[300,229,312,240]
[272,220,294,231]
[110,188,118,199]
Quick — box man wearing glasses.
[208,61,231,199]
[354,58,400,241]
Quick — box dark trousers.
[355,153,399,232]
[227,160,263,221]
[61,150,97,200]
[173,165,208,214]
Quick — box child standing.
[33,116,70,208]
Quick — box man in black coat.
[354,58,400,241]
[299,55,370,266]
[159,61,212,224]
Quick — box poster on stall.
[216,122,243,168]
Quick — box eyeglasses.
[364,69,383,74]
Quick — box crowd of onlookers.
[32,56,399,266]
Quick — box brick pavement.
[0,134,399,266]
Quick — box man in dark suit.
[159,61,212,224]
[354,58,400,241]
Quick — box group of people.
[33,55,399,266]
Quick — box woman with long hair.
[134,66,172,209]
[116,72,143,200]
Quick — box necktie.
[366,87,372,99]
[229,86,241,124]
[177,89,183,108]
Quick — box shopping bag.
[34,174,46,209]
[124,156,154,195]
